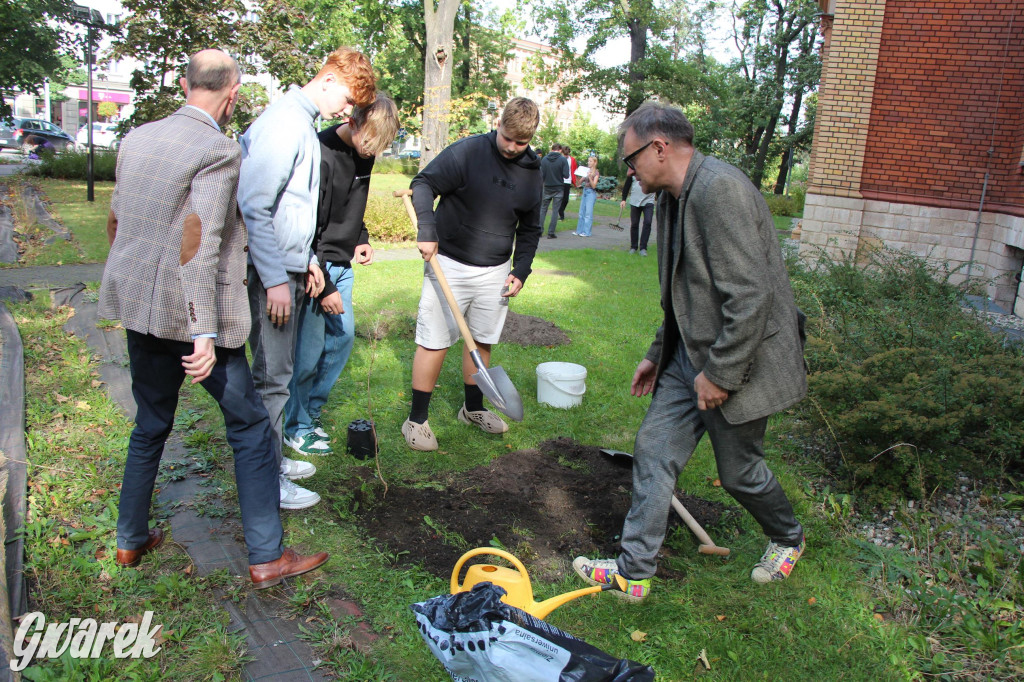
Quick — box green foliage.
[26,149,118,181]
[227,82,268,138]
[792,246,1024,503]
[373,157,419,175]
[362,194,415,243]
[763,192,798,217]
[97,101,118,121]
[0,0,74,120]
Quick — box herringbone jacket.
[645,150,808,425]
[99,106,251,348]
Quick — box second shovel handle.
[394,189,478,354]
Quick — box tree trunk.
[773,88,804,194]
[421,0,459,168]
[624,17,648,116]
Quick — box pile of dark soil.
[352,438,726,583]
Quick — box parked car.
[0,118,75,152]
[76,122,121,150]
[398,149,421,159]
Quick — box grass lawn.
[6,177,114,267]
[13,245,919,680]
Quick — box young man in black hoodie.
[403,97,542,451]
[284,95,399,457]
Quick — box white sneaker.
[279,476,320,510]
[280,457,316,481]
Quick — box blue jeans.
[119,331,283,565]
[285,262,355,440]
[576,187,597,236]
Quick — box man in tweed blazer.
[573,101,807,601]
[99,49,329,588]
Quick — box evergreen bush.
[26,149,118,181]
[791,245,1024,503]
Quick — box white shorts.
[415,254,511,349]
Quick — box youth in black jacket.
[313,123,374,299]
[410,129,542,284]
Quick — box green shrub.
[791,245,1024,503]
[374,157,420,175]
[789,181,806,215]
[26,149,118,181]
[763,192,798,217]
[363,194,415,243]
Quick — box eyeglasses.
[622,140,654,171]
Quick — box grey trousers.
[248,265,305,466]
[618,344,803,579]
[538,185,563,236]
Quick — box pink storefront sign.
[76,89,131,104]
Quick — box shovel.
[599,448,730,556]
[394,189,524,422]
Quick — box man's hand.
[418,241,438,261]
[321,290,344,315]
[354,243,374,265]
[695,371,729,411]
[502,274,523,298]
[306,263,324,297]
[182,337,216,384]
[631,358,658,397]
[620,200,626,209]
[265,283,291,326]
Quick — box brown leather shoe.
[116,528,165,567]
[249,547,329,589]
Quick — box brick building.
[800,0,1024,315]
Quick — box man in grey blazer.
[573,101,807,601]
[100,49,329,588]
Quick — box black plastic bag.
[411,582,656,681]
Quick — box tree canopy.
[0,0,76,120]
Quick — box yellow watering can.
[450,548,605,620]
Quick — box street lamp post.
[70,4,106,202]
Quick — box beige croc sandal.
[457,404,509,434]
[402,419,438,451]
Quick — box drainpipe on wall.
[965,158,990,284]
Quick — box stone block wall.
[799,193,1024,311]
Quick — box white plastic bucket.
[536,362,588,409]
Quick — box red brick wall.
[861,0,1024,213]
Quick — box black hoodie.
[540,150,569,188]
[410,130,542,283]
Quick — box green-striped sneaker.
[284,432,332,456]
[751,537,805,583]
[572,556,650,602]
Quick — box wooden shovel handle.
[671,496,730,556]
[394,189,478,353]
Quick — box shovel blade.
[472,365,524,422]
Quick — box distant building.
[506,38,619,132]
[800,0,1024,315]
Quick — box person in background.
[402,97,542,452]
[558,145,578,221]
[238,47,376,510]
[283,95,400,456]
[539,142,568,239]
[99,49,329,588]
[572,100,808,600]
[572,155,599,237]
[620,174,656,256]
